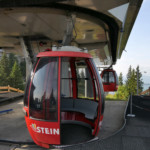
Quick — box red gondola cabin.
[101,69,118,92]
[24,49,105,148]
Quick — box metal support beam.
[22,37,34,64]
[137,70,139,95]
[127,94,135,117]
[20,37,33,80]
[62,15,76,46]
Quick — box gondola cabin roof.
[37,50,92,58]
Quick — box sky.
[114,0,150,90]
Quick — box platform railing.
[0,85,24,94]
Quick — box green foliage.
[106,85,128,101]
[126,65,132,82]
[125,65,144,95]
[115,85,128,100]
[78,79,85,97]
[20,59,26,79]
[9,61,24,90]
[136,65,143,94]
[8,53,18,70]
[119,72,123,85]
[126,68,137,95]
[0,52,25,90]
[105,94,117,100]
[0,52,10,85]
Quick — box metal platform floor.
[0,92,23,103]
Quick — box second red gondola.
[101,69,118,92]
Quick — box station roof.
[0,0,143,66]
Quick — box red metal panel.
[37,51,92,58]
[25,117,60,148]
[70,59,77,99]
[58,56,61,129]
[61,112,95,127]
[103,83,117,92]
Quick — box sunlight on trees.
[0,52,25,90]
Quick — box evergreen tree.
[0,52,10,85]
[8,53,18,70]
[126,65,132,85]
[20,59,26,80]
[126,65,132,94]
[126,68,137,95]
[136,65,143,94]
[119,72,123,85]
[9,61,24,90]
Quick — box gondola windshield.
[102,71,115,83]
[29,57,58,121]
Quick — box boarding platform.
[0,95,150,150]
[0,92,24,103]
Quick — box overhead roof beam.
[117,0,143,58]
[0,3,119,63]
[42,3,119,64]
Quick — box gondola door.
[24,57,61,148]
